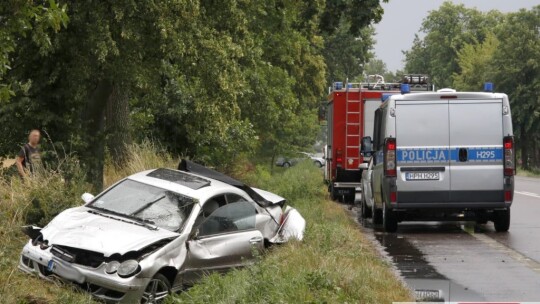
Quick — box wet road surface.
[354,176,540,302]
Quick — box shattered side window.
[137,192,195,231]
[198,201,257,237]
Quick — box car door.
[448,99,504,201]
[395,99,451,203]
[182,199,264,284]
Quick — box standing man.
[16,129,42,178]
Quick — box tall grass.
[168,162,413,303]
[0,144,411,303]
[0,155,95,303]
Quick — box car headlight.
[117,259,140,278]
[105,261,120,274]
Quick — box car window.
[198,201,257,237]
[226,193,249,204]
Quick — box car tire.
[360,193,370,219]
[372,204,383,226]
[383,202,398,233]
[493,208,510,232]
[141,273,171,304]
[314,161,323,168]
[283,162,291,168]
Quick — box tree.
[491,6,540,169]
[0,0,68,102]
[1,0,388,188]
[403,2,503,88]
[453,33,499,91]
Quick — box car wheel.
[372,203,383,226]
[283,162,290,168]
[383,202,398,233]
[314,161,323,168]
[141,273,171,304]
[361,193,372,219]
[493,208,510,232]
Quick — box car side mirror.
[81,193,95,204]
[359,163,369,170]
[360,136,373,156]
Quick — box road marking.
[466,231,540,274]
[515,191,540,199]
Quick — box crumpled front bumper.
[19,240,149,303]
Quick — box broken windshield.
[88,179,196,232]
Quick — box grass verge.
[517,166,540,178]
[168,161,412,303]
[0,148,411,303]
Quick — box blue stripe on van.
[397,147,503,163]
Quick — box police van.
[361,83,515,232]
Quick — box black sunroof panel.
[146,168,211,190]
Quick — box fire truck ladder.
[345,85,361,167]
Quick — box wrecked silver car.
[19,160,305,303]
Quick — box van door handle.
[249,236,263,244]
[458,148,468,162]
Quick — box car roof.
[127,168,243,201]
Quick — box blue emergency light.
[400,84,410,94]
[484,82,494,92]
[334,82,343,90]
[381,93,392,102]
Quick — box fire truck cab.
[325,75,432,203]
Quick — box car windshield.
[88,179,196,232]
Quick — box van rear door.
[395,100,450,203]
[448,99,504,202]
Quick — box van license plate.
[405,172,440,181]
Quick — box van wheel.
[383,203,398,233]
[493,209,510,232]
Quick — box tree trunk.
[521,125,530,170]
[83,81,113,191]
[105,84,131,167]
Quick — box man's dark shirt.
[18,144,42,173]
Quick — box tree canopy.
[1,0,386,188]
[403,3,540,169]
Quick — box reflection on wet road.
[354,176,540,302]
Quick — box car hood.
[41,207,179,257]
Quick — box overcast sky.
[373,0,539,71]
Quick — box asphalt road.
[355,175,540,302]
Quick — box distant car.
[19,160,305,304]
[275,152,325,168]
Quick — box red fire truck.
[324,75,431,203]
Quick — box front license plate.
[405,172,440,181]
[47,260,55,272]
